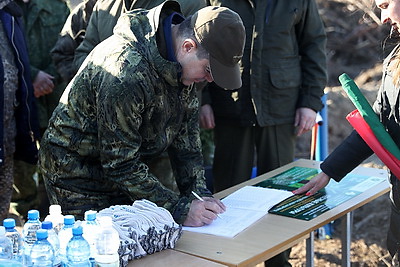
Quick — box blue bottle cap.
[72,226,83,236]
[64,215,75,225]
[36,229,48,240]
[3,218,16,228]
[84,210,97,221]
[41,221,53,230]
[27,210,40,220]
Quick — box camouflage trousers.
[12,160,49,219]
[0,155,14,222]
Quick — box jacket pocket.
[268,59,301,89]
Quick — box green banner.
[255,166,386,220]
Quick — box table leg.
[341,212,353,267]
[306,232,315,267]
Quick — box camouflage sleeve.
[167,85,212,221]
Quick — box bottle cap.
[41,221,53,230]
[36,229,48,240]
[0,226,5,235]
[3,218,16,228]
[27,210,40,220]
[64,215,75,225]
[72,226,83,236]
[49,205,62,215]
[84,210,97,221]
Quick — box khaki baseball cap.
[191,6,245,89]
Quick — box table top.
[174,159,390,267]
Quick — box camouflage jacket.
[39,1,210,223]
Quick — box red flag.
[346,109,400,179]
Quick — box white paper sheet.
[182,186,293,238]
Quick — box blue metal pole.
[316,93,328,161]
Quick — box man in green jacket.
[39,1,245,226]
[200,0,327,266]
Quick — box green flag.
[339,73,400,160]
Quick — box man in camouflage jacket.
[39,1,245,225]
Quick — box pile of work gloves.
[98,199,182,266]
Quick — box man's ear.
[182,38,197,53]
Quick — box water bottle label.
[25,225,41,245]
[8,233,20,254]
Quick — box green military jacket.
[204,0,327,127]
[73,0,207,70]
[19,0,70,129]
[39,1,209,223]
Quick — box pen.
[191,191,223,219]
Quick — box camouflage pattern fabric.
[0,19,18,221]
[11,160,38,217]
[39,3,209,223]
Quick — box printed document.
[182,186,293,238]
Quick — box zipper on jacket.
[10,16,35,142]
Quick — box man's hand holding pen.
[183,193,226,227]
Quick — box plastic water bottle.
[95,216,120,267]
[30,229,55,267]
[82,210,100,264]
[3,218,22,262]
[0,226,12,260]
[42,221,61,267]
[44,205,64,234]
[58,215,75,266]
[66,226,91,267]
[0,225,22,266]
[22,210,41,265]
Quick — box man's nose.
[205,73,213,83]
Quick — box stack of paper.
[182,186,293,238]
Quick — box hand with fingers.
[33,70,54,97]
[295,107,317,136]
[292,172,331,196]
[183,197,226,227]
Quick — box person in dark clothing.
[294,0,400,265]
[0,0,39,221]
[201,1,327,266]
[51,0,97,84]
